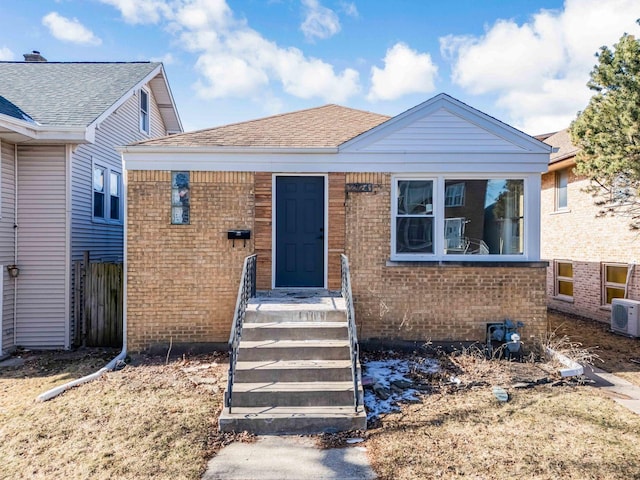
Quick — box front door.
[275,176,325,287]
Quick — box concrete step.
[218,406,367,435]
[234,359,354,382]
[241,322,348,341]
[246,296,347,324]
[238,340,350,361]
[229,381,357,407]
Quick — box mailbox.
[227,230,251,240]
[227,229,251,247]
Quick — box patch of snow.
[363,357,440,421]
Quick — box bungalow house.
[541,129,640,323]
[0,54,182,355]
[121,93,551,352]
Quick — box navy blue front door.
[275,176,324,287]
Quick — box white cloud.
[339,1,359,18]
[98,0,171,24]
[440,0,640,134]
[150,52,175,65]
[42,12,102,46]
[104,0,360,103]
[300,0,341,41]
[368,43,438,101]
[0,47,14,61]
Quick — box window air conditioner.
[611,298,640,337]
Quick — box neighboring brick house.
[121,93,551,352]
[541,129,639,323]
[0,55,182,354]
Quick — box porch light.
[6,265,19,278]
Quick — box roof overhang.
[0,113,91,144]
[546,156,576,173]
[121,145,550,174]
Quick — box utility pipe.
[37,160,129,402]
[545,347,584,377]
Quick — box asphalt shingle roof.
[543,129,580,164]
[0,96,35,123]
[135,104,391,148]
[0,62,160,127]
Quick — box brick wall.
[344,173,547,342]
[128,169,548,351]
[541,168,640,322]
[127,171,254,351]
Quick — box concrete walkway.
[584,365,640,415]
[202,435,376,480]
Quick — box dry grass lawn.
[0,350,230,480]
[1,310,640,479]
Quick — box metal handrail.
[340,254,361,413]
[225,254,257,413]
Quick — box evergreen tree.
[570,22,640,228]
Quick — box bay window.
[392,177,528,260]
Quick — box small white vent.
[611,298,640,337]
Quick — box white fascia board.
[0,115,90,143]
[123,149,550,174]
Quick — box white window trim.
[602,262,628,306]
[554,259,574,299]
[92,158,123,225]
[391,174,537,262]
[139,87,150,135]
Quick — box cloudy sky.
[0,0,638,134]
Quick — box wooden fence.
[73,254,123,347]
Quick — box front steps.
[219,291,366,435]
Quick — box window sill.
[550,209,571,215]
[386,260,549,268]
[599,305,612,312]
[552,295,574,304]
[92,218,123,226]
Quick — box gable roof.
[341,93,551,154]
[0,61,182,142]
[134,104,391,148]
[543,129,579,164]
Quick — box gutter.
[37,157,130,402]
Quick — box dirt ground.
[548,310,640,385]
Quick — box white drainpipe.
[37,159,129,402]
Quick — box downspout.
[13,143,18,348]
[37,157,129,402]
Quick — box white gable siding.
[0,141,16,354]
[16,145,67,349]
[351,108,525,153]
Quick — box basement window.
[602,263,627,305]
[555,260,573,299]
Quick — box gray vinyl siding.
[0,140,16,354]
[16,145,67,349]
[71,84,167,264]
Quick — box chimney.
[23,51,47,62]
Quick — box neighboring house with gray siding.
[0,56,182,353]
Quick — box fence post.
[82,251,90,347]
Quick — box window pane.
[606,265,628,284]
[444,179,524,255]
[557,262,573,278]
[110,196,120,220]
[94,192,105,218]
[110,172,120,196]
[398,181,433,215]
[172,171,190,225]
[556,170,568,209]
[396,217,433,253]
[606,287,626,304]
[558,280,573,297]
[93,167,104,193]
